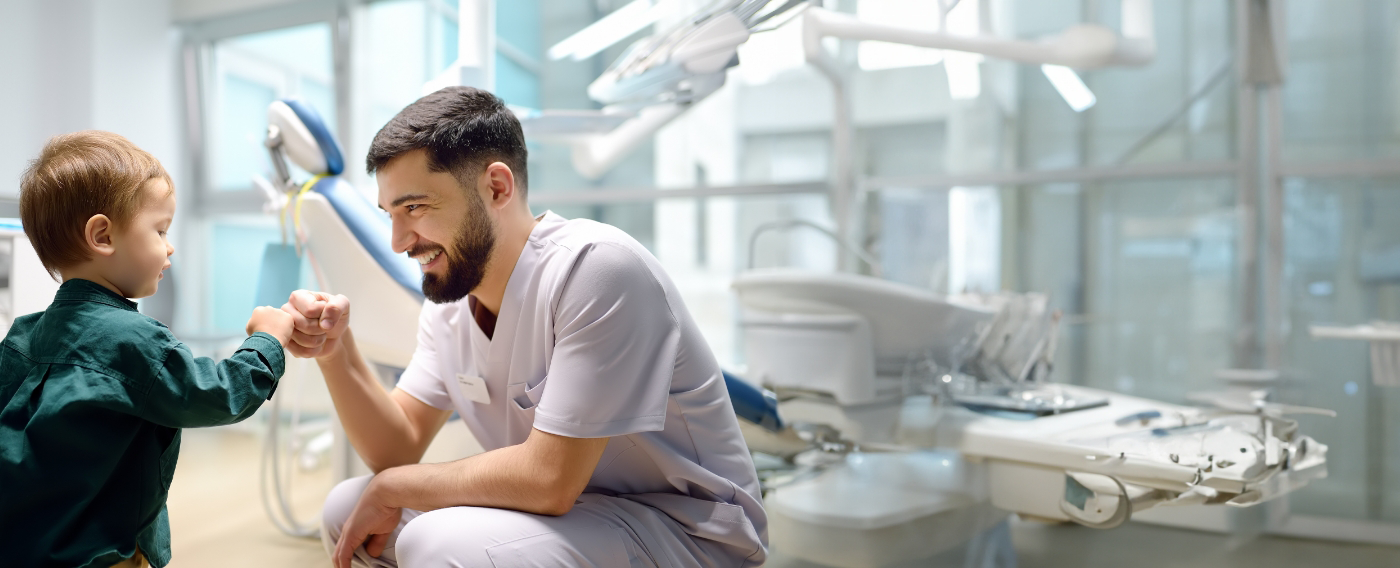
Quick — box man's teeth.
[415,250,441,265]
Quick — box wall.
[0,0,181,199]
[0,1,95,200]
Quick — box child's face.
[108,179,176,299]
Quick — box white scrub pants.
[322,476,735,568]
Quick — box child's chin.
[134,282,159,299]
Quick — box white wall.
[93,0,183,187]
[0,0,181,200]
[0,0,94,200]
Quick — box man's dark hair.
[367,86,528,196]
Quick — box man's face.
[378,149,496,304]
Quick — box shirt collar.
[527,210,564,244]
[54,279,139,312]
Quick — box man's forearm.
[372,442,578,516]
[368,429,610,516]
[317,329,427,471]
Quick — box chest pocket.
[505,377,548,441]
[509,376,548,410]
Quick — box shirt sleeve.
[533,242,680,438]
[395,302,454,411]
[139,331,285,428]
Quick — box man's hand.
[334,477,402,568]
[281,290,351,359]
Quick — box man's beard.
[416,190,496,304]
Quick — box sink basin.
[733,269,996,369]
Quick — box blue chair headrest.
[269,98,344,176]
[723,371,784,432]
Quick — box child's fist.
[246,306,295,347]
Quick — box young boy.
[0,131,295,567]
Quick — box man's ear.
[84,214,117,257]
[482,162,516,209]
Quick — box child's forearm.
[142,332,284,428]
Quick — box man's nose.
[390,218,414,254]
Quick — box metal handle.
[746,219,883,277]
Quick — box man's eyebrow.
[386,193,431,210]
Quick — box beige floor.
[167,426,1400,568]
[166,426,331,568]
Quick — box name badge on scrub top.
[456,374,491,404]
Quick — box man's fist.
[280,290,352,359]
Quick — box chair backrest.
[296,189,421,368]
[270,99,424,367]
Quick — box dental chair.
[262,99,424,370]
[730,268,1331,568]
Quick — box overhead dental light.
[1041,64,1097,112]
[547,0,674,61]
[526,0,1152,181]
[559,0,804,179]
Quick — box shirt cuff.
[532,410,666,439]
[242,332,287,386]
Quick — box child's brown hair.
[19,131,173,279]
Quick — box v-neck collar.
[466,295,497,339]
[477,211,560,374]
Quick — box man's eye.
[406,204,422,212]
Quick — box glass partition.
[1282,1,1400,162]
[1280,176,1400,522]
[207,22,335,192]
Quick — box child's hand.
[246,306,295,347]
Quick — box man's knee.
[397,509,494,567]
[396,506,642,568]
[322,475,374,544]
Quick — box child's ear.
[85,214,117,257]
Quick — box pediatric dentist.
[281,86,766,568]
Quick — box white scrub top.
[396,211,767,565]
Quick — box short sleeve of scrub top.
[533,242,680,439]
[396,302,454,411]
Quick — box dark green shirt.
[0,279,285,568]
